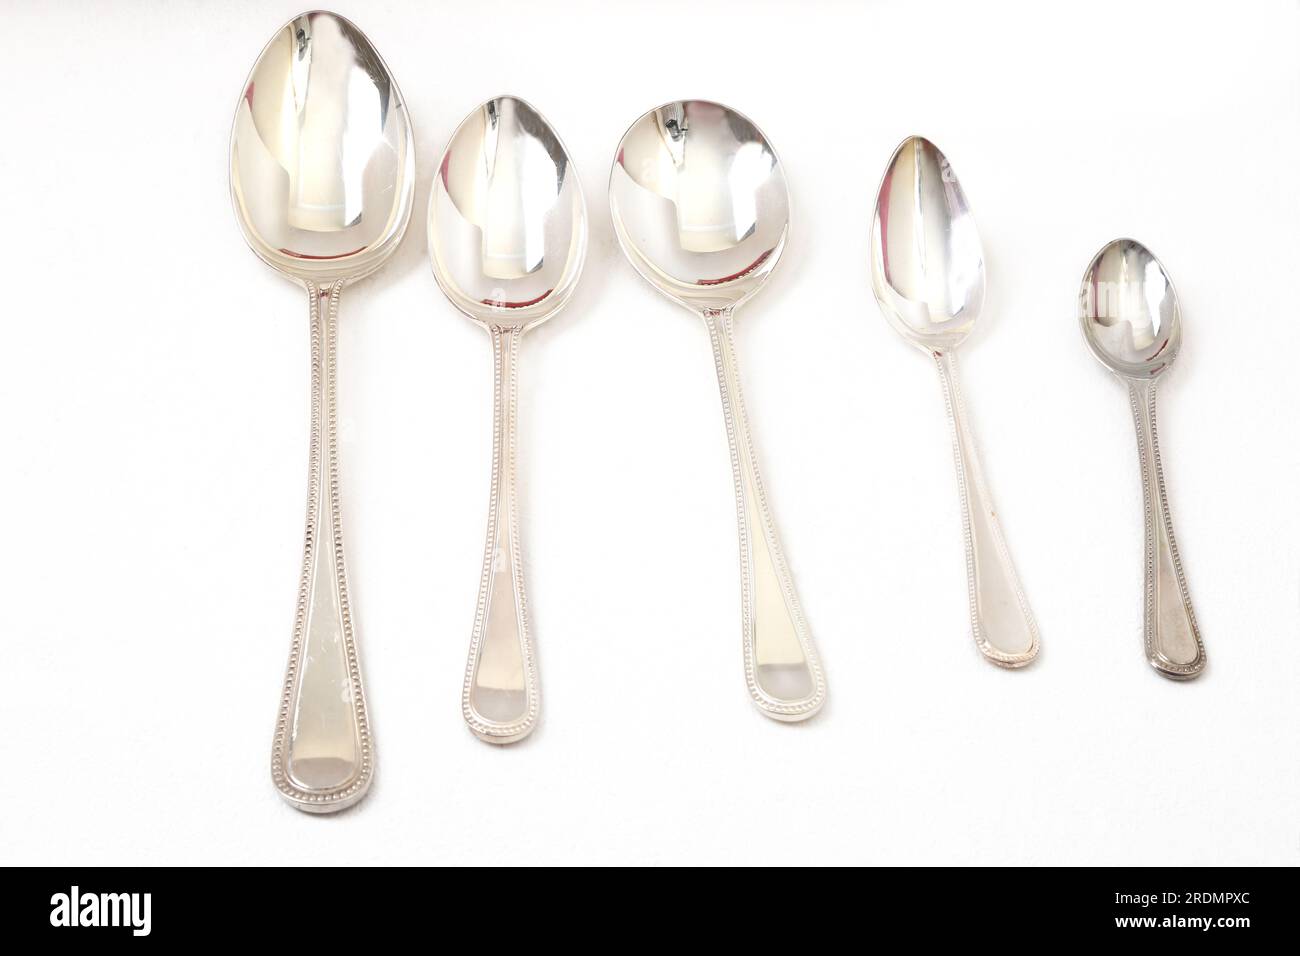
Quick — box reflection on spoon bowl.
[609,100,789,314]
[1079,237,1181,378]
[429,95,586,332]
[231,10,414,284]
[871,135,984,352]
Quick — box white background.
[1,0,1296,866]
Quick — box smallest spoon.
[1079,238,1207,679]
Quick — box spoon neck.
[932,346,958,380]
[304,278,346,298]
[1126,375,1159,396]
[700,305,735,328]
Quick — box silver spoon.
[230,11,414,812]
[870,136,1039,668]
[609,100,826,721]
[1079,238,1206,679]
[428,95,587,743]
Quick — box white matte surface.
[1,0,1296,865]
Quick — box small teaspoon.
[1079,238,1206,679]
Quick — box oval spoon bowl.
[429,95,587,331]
[231,10,414,286]
[609,99,789,314]
[871,136,984,352]
[1079,237,1181,378]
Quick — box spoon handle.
[461,326,540,743]
[271,282,373,813]
[704,310,826,720]
[934,350,1040,667]
[1127,380,1206,678]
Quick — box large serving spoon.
[1079,239,1206,679]
[428,96,587,743]
[230,11,414,811]
[609,100,826,721]
[870,136,1039,668]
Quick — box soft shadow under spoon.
[230,10,414,811]
[428,95,587,743]
[1079,238,1206,679]
[609,100,826,720]
[869,135,1039,668]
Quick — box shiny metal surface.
[870,136,1040,668]
[1079,237,1181,378]
[871,137,984,352]
[229,10,414,811]
[231,11,414,283]
[1079,239,1206,678]
[610,101,826,721]
[609,100,789,315]
[429,96,587,331]
[428,95,587,743]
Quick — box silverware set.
[231,12,1207,813]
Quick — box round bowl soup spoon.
[230,10,414,811]
[870,136,1039,667]
[1079,238,1206,678]
[609,100,826,720]
[428,95,587,743]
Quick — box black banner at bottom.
[3,866,1289,943]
